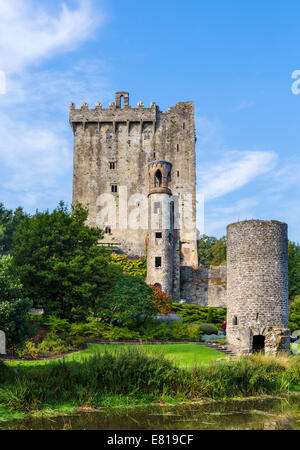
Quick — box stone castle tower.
[70,92,198,299]
[146,161,179,297]
[226,220,290,354]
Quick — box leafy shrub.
[174,303,226,329]
[199,323,218,335]
[138,320,200,341]
[46,315,71,334]
[97,274,156,326]
[38,332,69,355]
[151,285,172,315]
[200,334,223,342]
[70,320,108,338]
[15,341,39,359]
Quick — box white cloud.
[0,113,72,207]
[197,151,278,201]
[0,0,102,73]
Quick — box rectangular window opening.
[154,202,161,214]
[111,185,118,193]
[155,232,162,239]
[155,257,162,268]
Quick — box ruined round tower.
[226,220,290,355]
[146,161,176,296]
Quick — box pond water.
[1,396,299,430]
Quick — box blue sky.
[1,0,300,241]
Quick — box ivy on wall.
[110,254,147,279]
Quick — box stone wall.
[180,264,227,306]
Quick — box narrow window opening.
[155,232,162,238]
[105,226,111,234]
[120,95,124,109]
[233,316,238,326]
[154,202,161,214]
[177,144,179,152]
[177,170,179,177]
[256,313,259,322]
[153,152,156,159]
[183,122,185,129]
[155,257,162,268]
[154,170,162,187]
[109,162,116,169]
[111,185,118,193]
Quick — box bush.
[46,315,71,334]
[200,334,223,342]
[0,255,32,348]
[174,304,226,329]
[199,323,218,335]
[97,274,156,326]
[151,285,172,315]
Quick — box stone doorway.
[252,335,265,353]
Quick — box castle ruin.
[70,92,290,353]
[70,92,198,301]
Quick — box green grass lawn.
[5,343,226,368]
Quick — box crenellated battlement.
[69,92,193,127]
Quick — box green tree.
[198,235,227,266]
[288,241,300,300]
[97,274,156,326]
[198,235,217,265]
[0,255,32,347]
[211,236,227,265]
[11,202,121,319]
[0,204,27,253]
[289,296,300,332]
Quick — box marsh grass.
[0,348,299,413]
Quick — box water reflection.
[1,397,299,430]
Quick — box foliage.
[151,285,172,315]
[96,273,156,326]
[0,204,27,253]
[200,334,224,342]
[0,350,299,412]
[198,235,227,266]
[138,320,200,341]
[14,332,86,359]
[198,323,219,335]
[110,254,147,279]
[173,303,226,328]
[11,202,121,319]
[46,315,71,334]
[0,255,32,347]
[288,241,300,300]
[289,296,300,332]
[197,235,217,265]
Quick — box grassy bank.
[4,343,226,368]
[0,346,299,422]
